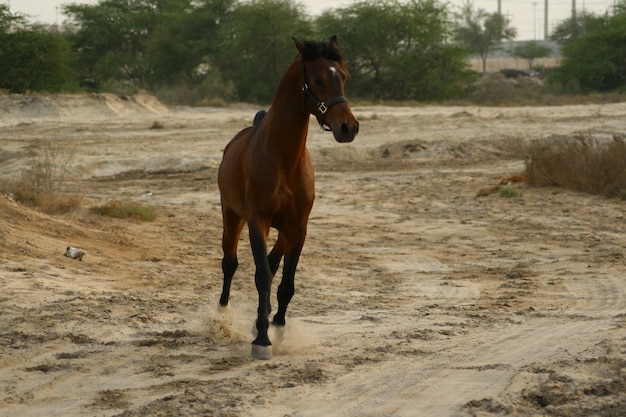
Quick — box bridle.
[301,60,348,131]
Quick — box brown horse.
[217,36,359,359]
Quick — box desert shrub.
[153,72,236,106]
[525,135,626,197]
[499,185,521,198]
[90,200,156,221]
[22,140,75,194]
[7,184,82,213]
[467,73,547,106]
[36,193,84,213]
[1,140,82,213]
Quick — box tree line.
[1,0,625,104]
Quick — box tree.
[550,10,626,93]
[454,2,517,72]
[64,0,199,90]
[217,0,312,102]
[0,4,26,32]
[0,28,76,93]
[315,0,474,101]
[513,40,552,71]
[0,6,76,93]
[550,11,606,44]
[146,0,234,86]
[64,0,153,89]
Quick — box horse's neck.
[265,60,310,158]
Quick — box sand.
[0,94,625,417]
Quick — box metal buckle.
[317,102,328,114]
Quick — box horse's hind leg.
[219,207,244,310]
[268,233,285,277]
[264,233,285,316]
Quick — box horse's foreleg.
[220,208,243,310]
[248,221,273,360]
[272,232,305,327]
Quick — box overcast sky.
[6,0,618,40]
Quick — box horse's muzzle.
[333,120,359,143]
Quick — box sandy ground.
[0,94,625,417]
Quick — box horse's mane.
[299,40,344,63]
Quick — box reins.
[301,61,348,131]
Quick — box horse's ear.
[330,35,339,48]
[293,37,305,53]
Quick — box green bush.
[499,185,521,198]
[549,13,626,93]
[0,28,78,93]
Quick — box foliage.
[0,0,478,102]
[512,41,553,71]
[454,2,516,73]
[153,73,236,106]
[145,0,235,88]
[498,185,520,198]
[22,0,626,103]
[90,200,157,221]
[63,0,173,89]
[549,11,606,44]
[549,10,626,93]
[0,4,26,32]
[216,0,312,102]
[0,6,76,93]
[316,0,475,101]
[525,135,626,198]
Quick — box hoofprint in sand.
[1,95,625,417]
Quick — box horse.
[217,36,359,360]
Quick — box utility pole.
[543,0,548,40]
[533,2,537,39]
[498,0,501,15]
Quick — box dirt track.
[1,96,625,416]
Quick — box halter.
[301,61,348,131]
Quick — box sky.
[6,0,619,40]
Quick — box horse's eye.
[314,78,323,86]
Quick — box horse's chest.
[271,172,314,220]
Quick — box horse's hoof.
[218,302,231,313]
[251,344,272,360]
[271,324,285,346]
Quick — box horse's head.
[294,36,359,143]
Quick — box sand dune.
[1,95,625,416]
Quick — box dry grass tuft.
[90,200,157,221]
[2,140,83,213]
[525,135,626,198]
[7,187,83,213]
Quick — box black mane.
[300,40,343,63]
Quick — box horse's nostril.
[341,123,350,137]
